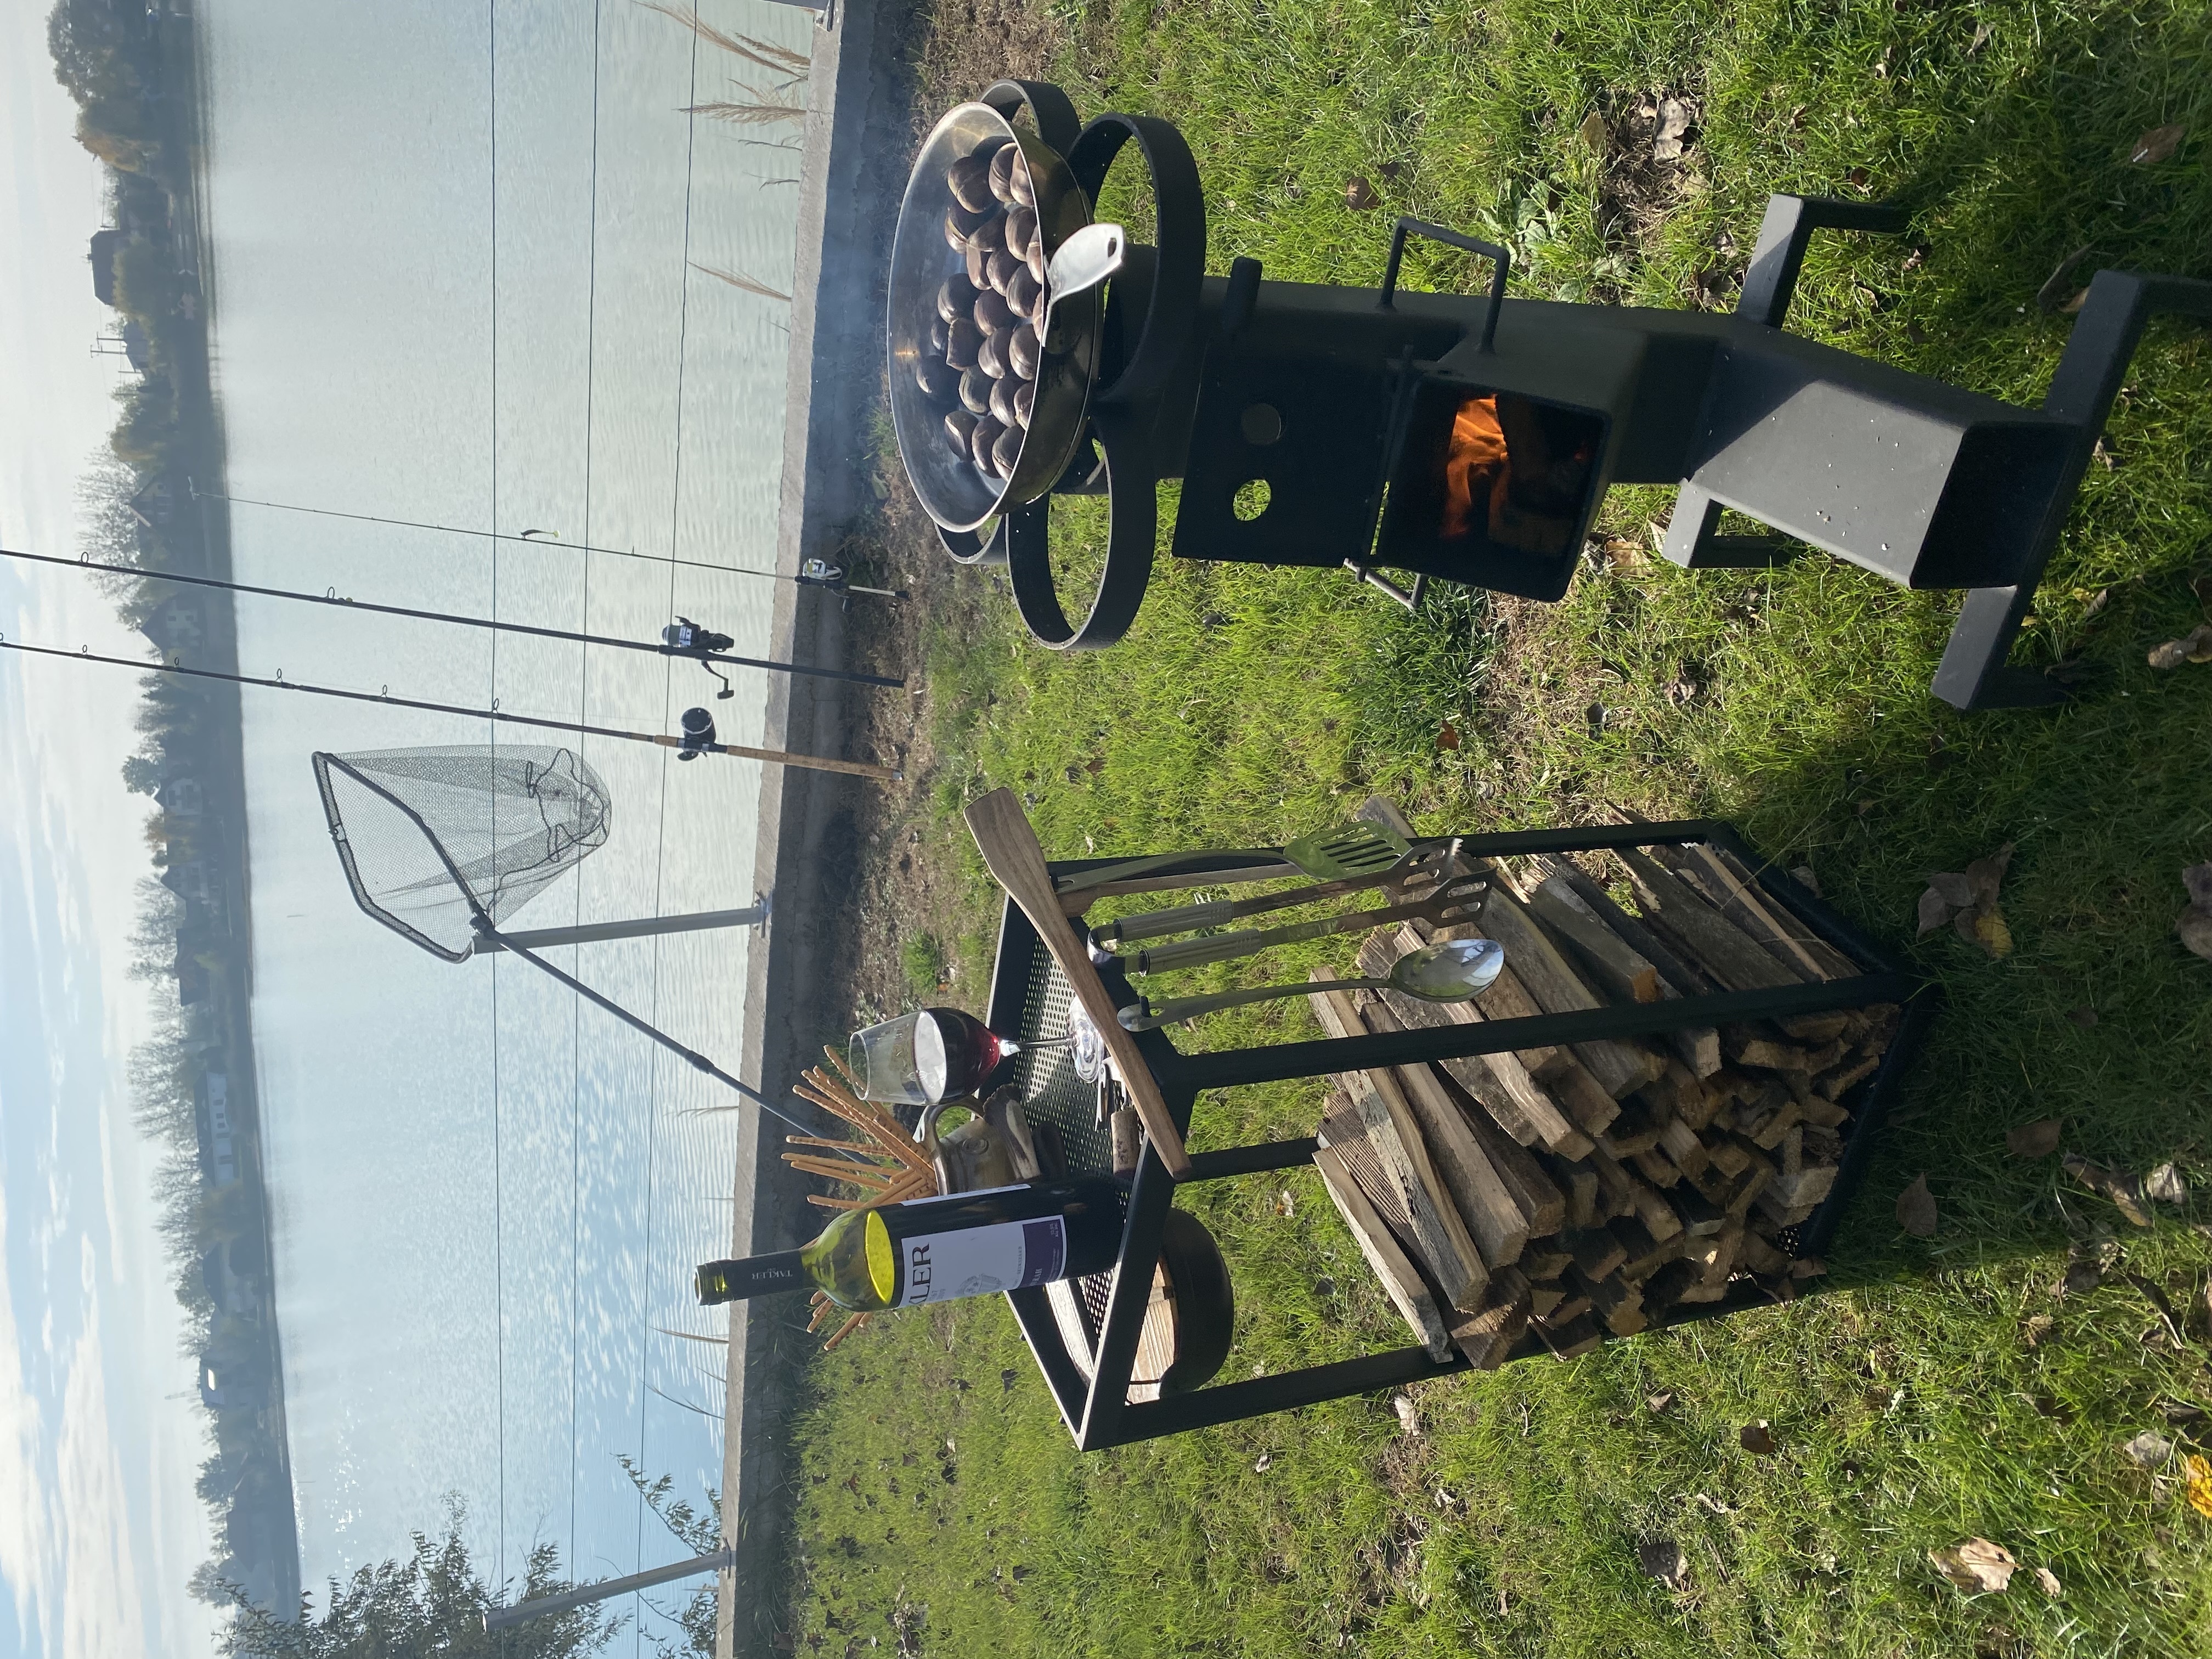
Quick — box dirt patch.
[911,0,1071,132]
[817,463,1005,1047]
[1585,87,1712,298]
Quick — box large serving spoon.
[1116,936,1506,1032]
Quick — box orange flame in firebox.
[1441,395,1510,540]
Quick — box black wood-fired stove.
[889,80,2211,710]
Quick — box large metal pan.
[887,99,1102,537]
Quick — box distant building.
[156,776,203,817]
[199,1359,266,1413]
[196,1072,238,1185]
[175,956,210,1007]
[162,859,210,902]
[132,477,176,528]
[90,229,121,306]
[137,591,201,659]
[121,319,151,372]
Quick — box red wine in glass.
[915,1007,1014,1102]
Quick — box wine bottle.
[695,1178,1124,1312]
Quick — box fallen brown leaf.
[1393,1392,1421,1436]
[2146,1163,2188,1205]
[2124,1428,2174,1466]
[1652,98,1693,162]
[2036,246,2096,313]
[1578,109,1609,152]
[1965,843,2015,907]
[1740,1420,1776,1455]
[2149,623,2212,668]
[2034,1565,2062,1597]
[2058,1252,2104,1299]
[1918,846,2014,957]
[2178,906,2212,962]
[1897,1173,1939,1237]
[1646,1390,1674,1414]
[1637,1536,1689,1588]
[1343,176,1380,211]
[1436,723,1461,751]
[1967,21,1994,54]
[1929,1537,2016,1594]
[1790,864,1821,897]
[2022,1313,2055,1346]
[2186,863,2212,908]
[2065,1153,2153,1227]
[1916,885,1954,936]
[2067,1004,2098,1028]
[2130,123,2186,165]
[2007,1119,2063,1158]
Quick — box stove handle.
[1379,217,1509,354]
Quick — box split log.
[1614,845,1803,994]
[1313,1147,1451,1361]
[1564,1225,1627,1282]
[1477,886,1667,1099]
[1692,843,1860,981]
[1359,927,1594,1156]
[1526,873,1662,1002]
[1607,1216,1680,1280]
[1353,997,1532,1266]
[1532,1288,1592,1328]
[1527,1279,1567,1320]
[1560,1160,1601,1229]
[1537,1311,1604,1359]
[1310,981,1488,1308]
[1432,1069,1569,1236]
[1591,1144,1681,1240]
[1541,858,1726,1075]
[1450,1267,1531,1370]
[1572,1265,1647,1336]
[1597,1095,1663,1157]
[1521,1244,1573,1282]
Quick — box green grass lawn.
[778,0,2212,1652]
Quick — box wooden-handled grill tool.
[965,787,1194,1178]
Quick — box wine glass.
[849,1007,1091,1105]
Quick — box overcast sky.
[1,10,223,1659]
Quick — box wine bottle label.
[898,1216,1066,1305]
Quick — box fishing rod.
[0,542,902,693]
[186,481,909,599]
[0,635,902,782]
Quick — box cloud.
[53,1282,151,1659]
[0,1182,60,1654]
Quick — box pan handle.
[1066,114,1206,408]
[980,80,1082,157]
[1004,414,1154,650]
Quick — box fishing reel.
[675,706,717,761]
[663,616,737,699]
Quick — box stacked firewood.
[1308,832,1899,1369]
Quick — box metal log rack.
[984,817,1936,1450]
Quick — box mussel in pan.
[944,407,979,457]
[972,289,1015,335]
[1007,324,1040,381]
[945,318,982,370]
[916,353,955,398]
[937,274,978,324]
[958,368,994,416]
[977,331,1011,380]
[946,152,996,214]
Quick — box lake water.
[198,0,810,1628]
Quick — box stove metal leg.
[1658,486,1803,570]
[1736,193,1909,331]
[1933,269,2212,711]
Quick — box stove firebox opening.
[1376,378,1609,599]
